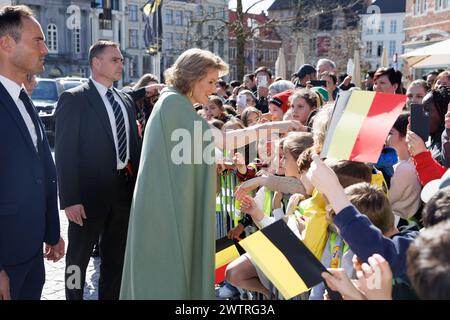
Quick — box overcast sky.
[228,0,276,14]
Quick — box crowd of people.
[1,4,450,301]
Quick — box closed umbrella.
[380,47,389,68]
[353,49,361,87]
[275,47,287,80]
[294,42,305,74]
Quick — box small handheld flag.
[239,219,327,299]
[321,91,406,163]
[215,237,246,284]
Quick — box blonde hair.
[164,48,229,95]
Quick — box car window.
[62,81,82,90]
[31,81,58,101]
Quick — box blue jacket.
[333,205,418,279]
[0,82,60,272]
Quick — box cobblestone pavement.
[41,210,100,300]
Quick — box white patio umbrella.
[353,49,361,87]
[275,47,287,80]
[401,38,450,68]
[294,42,305,74]
[380,47,389,68]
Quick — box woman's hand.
[406,130,427,156]
[238,194,264,222]
[286,193,304,216]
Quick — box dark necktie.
[106,89,127,163]
[19,89,42,150]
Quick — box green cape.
[120,87,216,299]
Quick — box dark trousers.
[4,251,45,300]
[65,174,133,300]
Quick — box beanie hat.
[269,89,293,114]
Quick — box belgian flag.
[321,91,406,163]
[215,237,245,284]
[239,219,327,299]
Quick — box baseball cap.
[421,168,450,203]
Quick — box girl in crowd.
[386,112,422,222]
[406,79,429,108]
[204,95,233,122]
[290,88,319,127]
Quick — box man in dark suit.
[0,5,64,300]
[55,40,141,300]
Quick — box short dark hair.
[422,186,450,227]
[374,67,403,91]
[230,80,241,88]
[0,5,33,42]
[367,71,375,78]
[89,40,120,67]
[407,220,450,299]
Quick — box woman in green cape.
[120,49,303,299]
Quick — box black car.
[31,78,64,140]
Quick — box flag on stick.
[321,91,406,163]
[239,220,327,299]
[215,237,245,284]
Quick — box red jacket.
[412,150,447,186]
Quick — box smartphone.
[257,75,268,88]
[410,103,430,142]
[238,94,247,107]
[310,80,327,87]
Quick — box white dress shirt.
[91,78,130,170]
[0,74,39,151]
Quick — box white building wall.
[361,12,405,70]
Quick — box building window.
[218,40,224,58]
[413,0,428,16]
[208,25,215,38]
[435,0,450,11]
[143,55,152,74]
[377,20,384,34]
[47,24,58,53]
[229,47,236,60]
[390,20,397,33]
[366,41,372,57]
[175,33,183,50]
[389,40,396,57]
[185,11,192,26]
[175,10,183,26]
[208,41,214,53]
[208,6,215,17]
[165,32,173,50]
[99,11,112,30]
[73,27,81,54]
[129,29,138,48]
[377,41,384,57]
[130,55,138,78]
[165,9,173,25]
[309,37,316,55]
[128,4,137,22]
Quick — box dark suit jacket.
[55,79,141,216]
[0,82,60,271]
